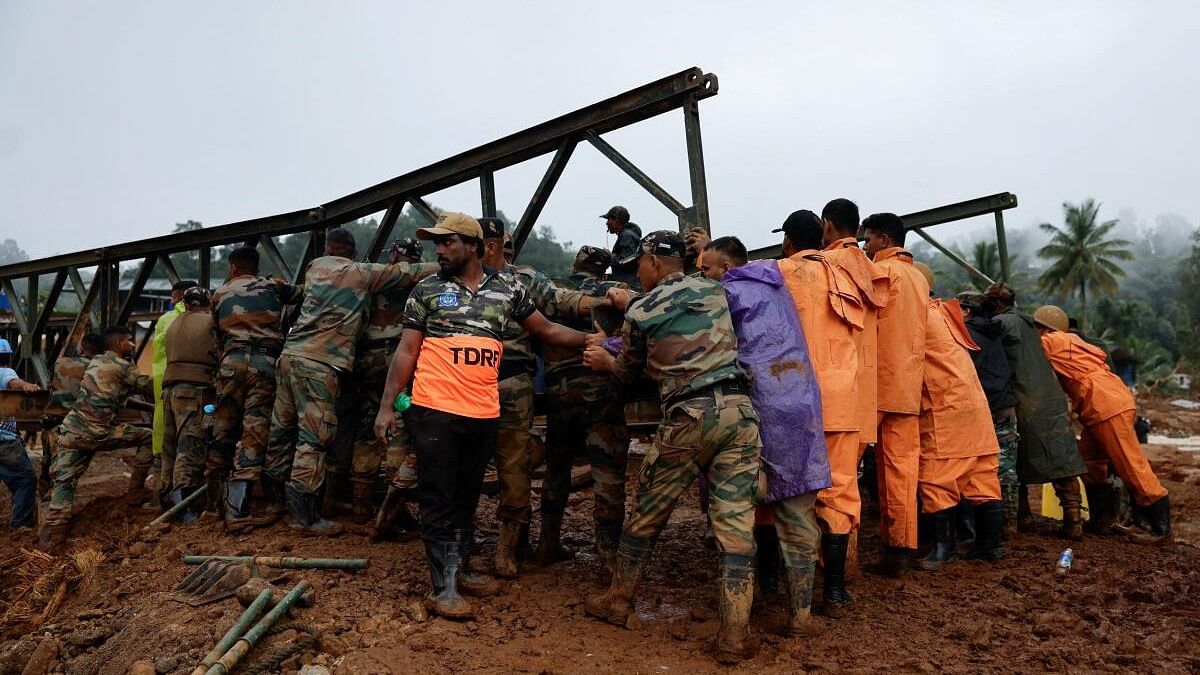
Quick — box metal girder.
[117,256,156,325]
[994,210,1010,282]
[910,227,994,287]
[408,196,439,224]
[295,229,325,285]
[133,318,156,362]
[585,130,688,217]
[367,198,406,262]
[0,277,49,385]
[747,192,1020,261]
[157,253,182,285]
[480,171,497,219]
[513,139,576,255]
[67,268,100,329]
[259,234,293,279]
[682,97,712,233]
[31,270,67,341]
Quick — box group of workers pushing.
[14,198,1173,665]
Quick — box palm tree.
[1036,199,1134,331]
[969,241,1024,291]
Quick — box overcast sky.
[1,2,1197,262]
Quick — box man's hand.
[584,344,616,373]
[605,288,632,312]
[584,321,609,350]
[14,381,39,392]
[375,408,397,445]
[686,227,710,257]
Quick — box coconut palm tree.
[1037,199,1133,331]
[969,241,1025,291]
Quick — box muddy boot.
[1083,483,1117,535]
[1146,495,1172,540]
[1055,480,1083,541]
[455,529,500,597]
[956,499,976,547]
[125,466,151,507]
[200,477,224,522]
[595,521,622,577]
[1001,482,1020,537]
[38,520,68,552]
[534,511,574,566]
[819,533,852,618]
[754,525,781,596]
[426,540,474,620]
[494,520,522,579]
[966,500,1006,561]
[716,553,759,665]
[585,533,654,627]
[286,486,344,537]
[783,560,816,637]
[919,509,957,571]
[350,482,374,525]
[866,546,914,578]
[1017,484,1035,532]
[261,475,287,520]
[225,479,255,532]
[371,486,413,542]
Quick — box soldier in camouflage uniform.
[349,237,422,526]
[162,287,221,521]
[540,246,630,569]
[39,326,154,549]
[38,333,103,501]
[479,219,605,578]
[212,246,304,530]
[372,213,589,620]
[600,205,643,290]
[268,227,438,536]
[582,231,762,666]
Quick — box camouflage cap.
[392,237,423,260]
[479,217,506,240]
[182,286,212,307]
[619,230,687,265]
[600,205,630,222]
[416,212,484,241]
[574,245,612,270]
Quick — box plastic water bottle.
[393,392,412,413]
[1055,548,1073,575]
[202,403,217,415]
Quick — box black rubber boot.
[170,487,201,524]
[968,500,1006,561]
[783,560,816,637]
[819,533,852,618]
[956,498,976,547]
[425,540,474,620]
[867,546,914,577]
[716,553,759,665]
[534,511,574,566]
[754,525,781,596]
[585,533,655,628]
[1084,483,1117,535]
[919,509,957,571]
[225,479,253,523]
[286,485,344,537]
[1148,495,1172,539]
[455,529,500,597]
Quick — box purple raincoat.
[724,261,830,502]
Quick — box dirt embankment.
[3,444,1200,674]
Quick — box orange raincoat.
[779,249,872,534]
[871,247,928,548]
[918,299,1001,512]
[1040,331,1167,506]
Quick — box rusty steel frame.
[0,68,719,385]
[747,192,1019,287]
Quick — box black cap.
[479,217,506,240]
[772,209,821,235]
[574,245,612,270]
[600,205,630,222]
[620,230,687,265]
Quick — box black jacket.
[965,315,1017,412]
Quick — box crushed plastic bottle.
[393,392,412,413]
[1055,548,1073,575]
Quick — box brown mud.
[3,443,1200,675]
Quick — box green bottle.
[393,392,412,413]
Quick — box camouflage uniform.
[163,304,221,494]
[268,256,437,495]
[45,352,153,527]
[39,354,91,500]
[542,260,630,558]
[994,409,1020,529]
[211,275,302,480]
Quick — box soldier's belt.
[360,337,400,352]
[226,342,282,358]
[665,378,747,408]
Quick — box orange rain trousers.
[1081,409,1168,507]
[919,454,1002,513]
[875,413,920,548]
[815,431,863,535]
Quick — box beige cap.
[416,212,484,241]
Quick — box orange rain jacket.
[919,299,1000,459]
[1039,331,1135,426]
[872,247,928,415]
[821,237,889,441]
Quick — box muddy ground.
[3,437,1200,674]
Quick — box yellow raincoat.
[152,302,186,455]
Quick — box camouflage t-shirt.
[61,352,152,439]
[403,266,535,418]
[611,271,743,405]
[499,263,591,377]
[46,355,91,415]
[362,283,416,344]
[544,271,626,375]
[211,275,303,354]
[282,256,439,371]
